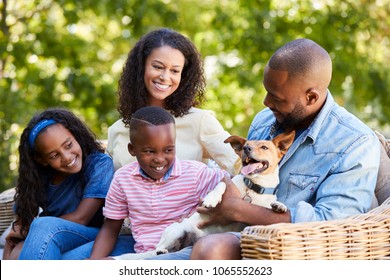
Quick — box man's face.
[262,66,309,130]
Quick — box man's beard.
[278,103,306,131]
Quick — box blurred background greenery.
[1,0,389,192]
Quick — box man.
[151,38,381,260]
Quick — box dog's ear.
[224,136,247,155]
[272,131,295,158]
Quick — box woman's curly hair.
[14,108,104,237]
[118,28,206,126]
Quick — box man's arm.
[197,175,291,228]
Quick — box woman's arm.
[198,110,241,175]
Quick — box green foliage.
[1,0,389,192]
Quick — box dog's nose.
[243,145,252,155]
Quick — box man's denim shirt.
[248,92,380,223]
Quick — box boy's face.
[128,123,176,180]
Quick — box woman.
[108,28,240,175]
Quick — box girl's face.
[144,46,185,107]
[34,123,83,184]
[128,123,176,181]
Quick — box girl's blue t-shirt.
[40,152,114,228]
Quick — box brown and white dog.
[114,131,295,260]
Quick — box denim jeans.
[18,216,136,260]
[62,234,136,260]
[19,216,100,260]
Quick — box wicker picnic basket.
[241,197,390,260]
[0,188,15,236]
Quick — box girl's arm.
[60,198,104,225]
[60,153,114,225]
[2,221,25,260]
[88,218,124,259]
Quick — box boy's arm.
[88,218,124,259]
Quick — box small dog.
[114,131,295,260]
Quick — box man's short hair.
[268,38,330,78]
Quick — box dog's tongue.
[241,162,263,176]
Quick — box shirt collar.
[269,90,334,145]
[137,157,182,182]
[303,90,334,144]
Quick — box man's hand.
[197,174,242,228]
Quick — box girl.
[3,108,115,260]
[108,28,240,174]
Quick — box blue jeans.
[18,217,136,260]
[62,234,136,260]
[19,216,100,260]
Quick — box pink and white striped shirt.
[103,157,228,253]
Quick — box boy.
[89,106,229,258]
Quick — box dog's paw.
[202,183,226,208]
[202,193,222,208]
[271,202,288,213]
[156,249,169,255]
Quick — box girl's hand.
[3,240,14,260]
[5,223,24,244]
[3,223,25,259]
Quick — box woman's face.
[144,46,185,107]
